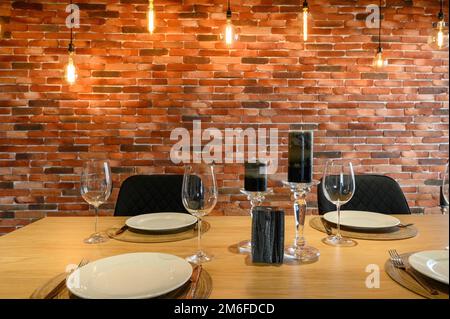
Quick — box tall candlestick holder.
[282,181,320,262]
[238,188,273,253]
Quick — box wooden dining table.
[0,214,447,299]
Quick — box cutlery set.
[44,259,89,299]
[388,249,439,296]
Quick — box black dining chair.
[114,175,189,216]
[317,174,411,215]
[440,185,449,214]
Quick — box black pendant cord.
[303,0,308,8]
[68,0,74,53]
[438,0,444,20]
[227,0,232,19]
[378,0,382,52]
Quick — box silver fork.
[44,258,89,299]
[388,249,438,295]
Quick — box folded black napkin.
[251,206,285,264]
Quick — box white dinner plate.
[125,212,197,232]
[66,252,193,299]
[323,210,401,230]
[408,250,449,285]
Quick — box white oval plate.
[408,250,449,285]
[126,212,197,232]
[66,252,193,299]
[323,210,401,230]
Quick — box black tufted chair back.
[317,174,411,215]
[114,175,188,216]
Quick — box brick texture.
[0,0,448,234]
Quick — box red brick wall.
[0,0,448,234]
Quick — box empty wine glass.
[80,160,112,244]
[322,159,357,247]
[182,163,218,264]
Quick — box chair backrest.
[440,186,449,207]
[317,174,411,215]
[114,175,188,216]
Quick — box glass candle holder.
[282,181,320,262]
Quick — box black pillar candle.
[288,131,313,183]
[244,161,267,192]
[251,206,285,264]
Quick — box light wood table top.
[0,215,448,299]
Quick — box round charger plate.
[324,210,400,230]
[408,250,449,285]
[66,253,192,299]
[30,266,212,299]
[309,217,418,241]
[106,220,210,243]
[385,252,449,299]
[126,213,198,232]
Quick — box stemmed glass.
[182,163,218,264]
[80,160,112,244]
[442,162,449,250]
[322,159,357,247]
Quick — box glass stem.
[249,194,263,218]
[293,189,307,249]
[197,217,202,253]
[94,206,99,234]
[336,203,342,238]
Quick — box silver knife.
[185,265,202,299]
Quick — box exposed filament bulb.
[373,48,387,69]
[437,21,445,48]
[148,0,155,34]
[225,19,234,45]
[65,52,77,85]
[302,7,309,41]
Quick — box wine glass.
[80,160,112,244]
[322,159,357,247]
[442,162,449,250]
[182,163,218,264]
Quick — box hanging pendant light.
[428,0,449,49]
[65,0,77,85]
[221,0,238,45]
[147,0,155,34]
[300,0,313,42]
[372,0,387,69]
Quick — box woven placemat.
[106,221,210,243]
[385,253,448,299]
[30,268,212,299]
[309,217,418,240]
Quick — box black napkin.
[251,206,285,264]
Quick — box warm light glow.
[429,20,449,49]
[225,19,234,45]
[437,30,444,47]
[65,53,77,85]
[303,8,309,41]
[437,21,445,48]
[373,51,387,69]
[147,1,155,34]
[221,18,238,45]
